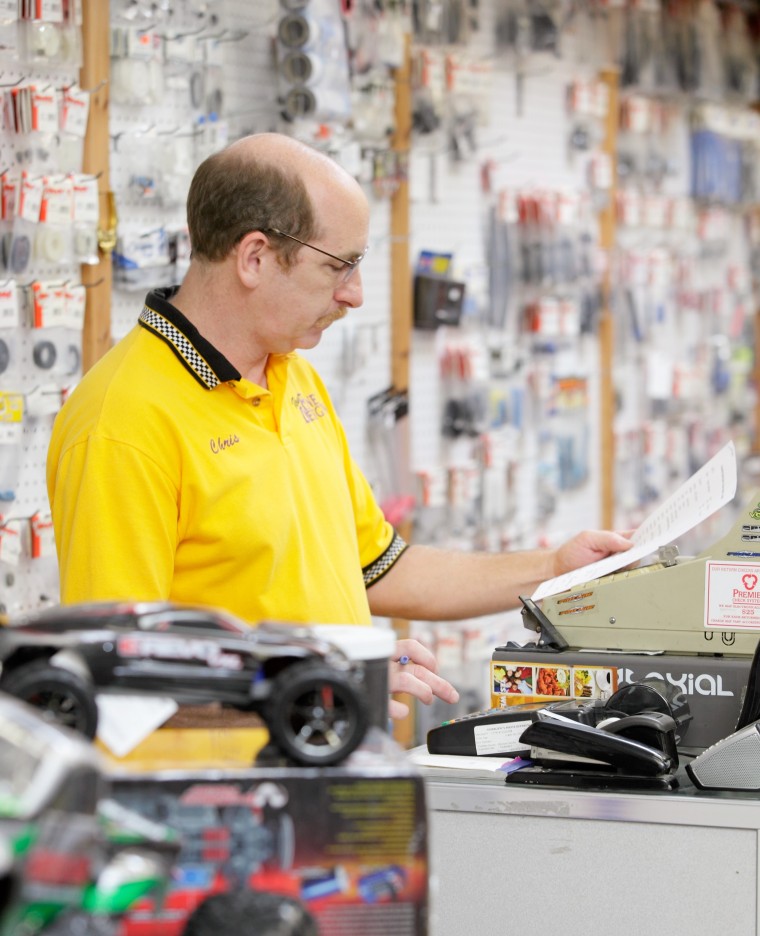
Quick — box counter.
[423,766,760,936]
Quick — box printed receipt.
[532,440,738,602]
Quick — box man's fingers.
[386,636,459,721]
[389,660,459,706]
[393,637,439,674]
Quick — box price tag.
[0,394,24,445]
[1,173,16,221]
[32,280,67,328]
[0,281,19,328]
[71,174,98,224]
[0,519,22,566]
[417,468,446,508]
[34,0,64,21]
[31,87,59,134]
[61,85,90,137]
[40,175,73,224]
[17,172,43,222]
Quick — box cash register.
[490,489,760,753]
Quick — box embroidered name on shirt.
[210,433,240,453]
[291,393,326,423]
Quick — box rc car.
[0,601,371,767]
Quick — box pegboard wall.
[4,0,757,648]
[0,43,88,614]
[2,0,397,617]
[408,4,606,552]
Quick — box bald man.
[47,133,630,718]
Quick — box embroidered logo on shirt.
[210,433,240,453]
[291,393,326,423]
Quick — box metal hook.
[64,79,108,95]
[111,124,156,148]
[213,28,250,43]
[157,22,207,41]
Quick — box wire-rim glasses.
[265,228,368,282]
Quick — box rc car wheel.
[0,660,99,738]
[266,661,369,767]
[183,891,318,935]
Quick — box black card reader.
[426,703,547,757]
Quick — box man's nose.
[334,269,364,307]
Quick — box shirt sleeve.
[362,530,408,586]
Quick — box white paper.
[532,440,738,601]
[96,694,178,757]
[406,744,516,776]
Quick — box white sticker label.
[705,561,760,630]
[61,86,90,137]
[0,520,22,566]
[473,719,531,756]
[0,282,19,328]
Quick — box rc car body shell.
[0,601,357,701]
[0,602,371,766]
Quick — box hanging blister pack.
[276,0,352,125]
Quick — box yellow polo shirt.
[47,287,406,625]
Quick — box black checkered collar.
[139,287,241,389]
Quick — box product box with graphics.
[109,731,429,936]
[490,657,618,708]
[492,646,752,753]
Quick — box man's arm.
[367,530,632,621]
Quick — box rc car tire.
[0,661,99,738]
[183,890,318,935]
[266,661,370,767]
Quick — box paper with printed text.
[532,441,738,601]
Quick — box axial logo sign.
[619,668,733,698]
[117,635,244,670]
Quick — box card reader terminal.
[427,703,547,757]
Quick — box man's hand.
[553,529,633,577]
[388,638,460,720]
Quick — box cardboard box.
[492,646,752,753]
[109,730,429,936]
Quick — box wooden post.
[597,68,619,529]
[389,31,415,747]
[80,0,113,373]
[391,31,413,394]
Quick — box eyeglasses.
[265,228,368,282]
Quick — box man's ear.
[235,231,269,288]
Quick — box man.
[47,133,630,719]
